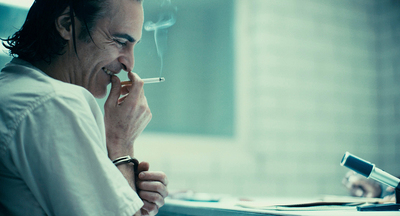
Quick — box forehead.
[100,0,144,40]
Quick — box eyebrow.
[112,33,137,43]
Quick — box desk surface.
[158,196,400,216]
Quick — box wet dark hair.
[1,0,110,63]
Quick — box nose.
[118,47,135,72]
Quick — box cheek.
[106,47,121,60]
[79,44,120,76]
[97,47,121,64]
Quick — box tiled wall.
[376,0,400,175]
[240,0,378,196]
[136,0,400,198]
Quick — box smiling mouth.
[102,67,115,76]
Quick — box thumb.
[105,75,121,108]
[137,161,150,173]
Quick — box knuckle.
[148,204,158,213]
[137,181,144,189]
[155,183,164,192]
[137,79,144,87]
[151,192,160,201]
[161,173,168,184]
[139,104,148,113]
[160,172,166,178]
[159,197,165,206]
[139,190,148,198]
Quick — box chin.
[93,93,107,99]
[93,91,108,99]
[90,87,108,99]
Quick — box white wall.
[135,0,399,198]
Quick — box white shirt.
[0,58,143,216]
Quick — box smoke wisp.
[144,0,177,77]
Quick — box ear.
[55,7,73,40]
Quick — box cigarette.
[121,77,165,85]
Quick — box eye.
[113,38,128,47]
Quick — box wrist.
[112,155,139,192]
[107,145,134,161]
[112,155,139,168]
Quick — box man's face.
[70,0,144,98]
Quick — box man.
[0,0,168,215]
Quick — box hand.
[136,161,169,216]
[104,72,152,159]
[383,193,396,203]
[342,171,381,198]
[382,186,396,203]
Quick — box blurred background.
[1,0,399,198]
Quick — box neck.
[32,55,74,84]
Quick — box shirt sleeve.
[10,93,143,216]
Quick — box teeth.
[102,67,114,75]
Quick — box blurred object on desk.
[235,195,380,211]
[159,195,400,216]
[168,190,224,202]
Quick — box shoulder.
[0,59,102,145]
[1,58,99,109]
[1,58,97,104]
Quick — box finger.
[121,85,131,95]
[347,175,361,184]
[139,171,169,186]
[342,176,349,185]
[345,171,354,179]
[117,94,128,105]
[351,187,364,197]
[140,191,165,208]
[386,187,395,192]
[104,75,121,108]
[137,181,169,198]
[125,72,144,102]
[140,208,149,216]
[141,199,159,216]
[346,176,365,189]
[128,71,138,82]
[342,179,351,189]
[137,161,150,173]
[383,194,396,202]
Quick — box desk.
[158,197,400,216]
